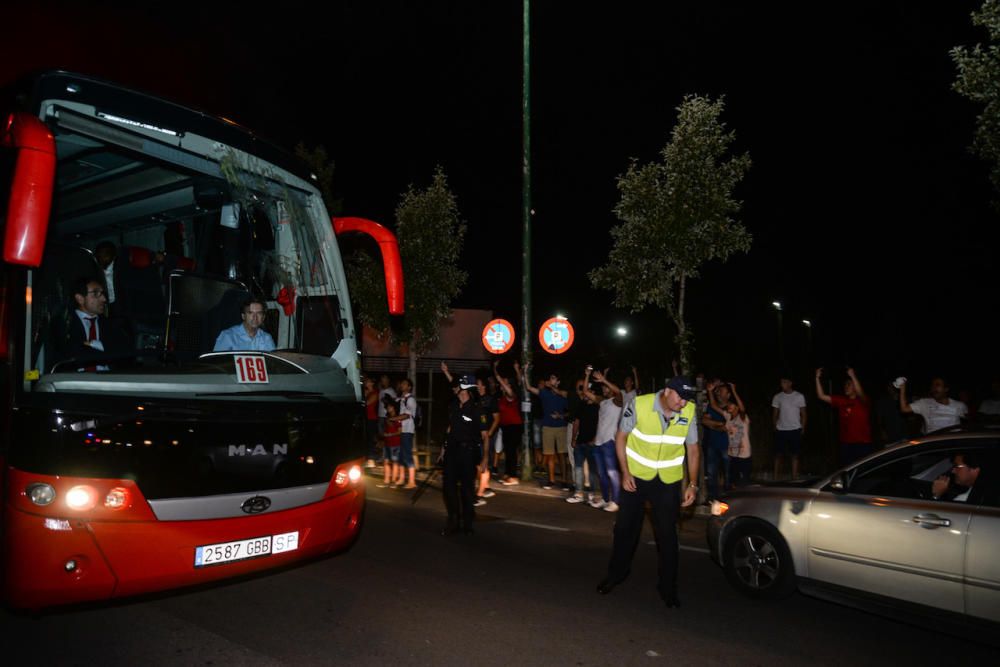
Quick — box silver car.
[707,428,999,628]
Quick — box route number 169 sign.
[234,355,270,384]
[538,317,574,355]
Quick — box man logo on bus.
[228,443,289,457]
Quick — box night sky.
[5,1,997,393]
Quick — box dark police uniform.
[443,394,488,534]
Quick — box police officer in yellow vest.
[597,376,700,608]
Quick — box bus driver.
[213,297,276,352]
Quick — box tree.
[952,0,1000,203]
[348,168,467,398]
[590,95,751,375]
[294,142,343,215]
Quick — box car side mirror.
[829,472,849,495]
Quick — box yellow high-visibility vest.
[625,393,695,484]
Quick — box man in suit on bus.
[66,276,129,371]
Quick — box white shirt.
[910,398,968,433]
[75,309,107,371]
[622,390,637,411]
[771,390,806,431]
[104,262,116,304]
[726,413,751,459]
[399,393,417,435]
[979,398,1000,416]
[595,397,623,445]
[378,387,397,418]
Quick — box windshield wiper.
[194,390,329,400]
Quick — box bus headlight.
[26,483,56,506]
[65,485,98,511]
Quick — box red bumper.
[3,489,364,609]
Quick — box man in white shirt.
[931,452,982,502]
[621,365,639,408]
[899,377,967,434]
[94,242,117,307]
[978,379,1000,417]
[771,375,807,479]
[395,378,418,489]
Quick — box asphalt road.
[3,477,996,666]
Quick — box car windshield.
[21,113,355,402]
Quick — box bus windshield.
[22,106,357,403]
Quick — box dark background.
[4,1,997,399]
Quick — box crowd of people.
[363,363,996,508]
[361,362,993,608]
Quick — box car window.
[848,449,953,499]
[847,441,996,502]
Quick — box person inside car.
[931,452,983,502]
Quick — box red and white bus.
[0,71,403,608]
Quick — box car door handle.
[912,513,951,529]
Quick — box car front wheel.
[723,521,796,599]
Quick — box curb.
[364,466,712,517]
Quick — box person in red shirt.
[364,377,380,468]
[495,360,525,485]
[816,367,874,466]
[377,400,404,488]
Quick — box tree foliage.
[590,95,751,373]
[294,142,343,215]
[348,167,467,355]
[952,0,1000,200]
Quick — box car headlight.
[710,500,730,516]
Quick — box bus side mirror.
[332,217,404,315]
[2,113,56,267]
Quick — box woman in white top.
[712,383,752,488]
[582,369,624,512]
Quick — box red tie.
[85,317,98,372]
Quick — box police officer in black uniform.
[442,374,490,535]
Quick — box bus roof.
[21,70,316,185]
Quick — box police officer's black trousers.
[606,477,681,597]
[443,442,479,530]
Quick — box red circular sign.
[538,317,575,355]
[482,319,516,355]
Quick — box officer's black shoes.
[658,588,681,608]
[596,579,617,595]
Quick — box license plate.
[234,355,270,384]
[194,531,298,568]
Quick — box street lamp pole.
[773,301,785,368]
[520,0,534,482]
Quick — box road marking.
[647,541,710,555]
[505,520,571,533]
[368,497,392,504]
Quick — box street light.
[555,313,567,320]
[616,326,628,337]
[802,319,811,327]
[772,300,784,366]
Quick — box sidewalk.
[364,464,713,517]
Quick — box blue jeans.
[399,433,415,468]
[573,442,597,492]
[704,441,729,500]
[729,456,752,487]
[593,440,621,504]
